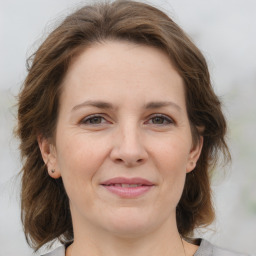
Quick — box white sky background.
[0,0,256,255]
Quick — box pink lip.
[100,177,154,198]
[101,177,154,186]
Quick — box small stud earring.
[51,169,55,173]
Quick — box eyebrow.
[72,100,114,112]
[144,101,182,112]
[71,100,182,112]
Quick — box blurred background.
[0,0,255,255]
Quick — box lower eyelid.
[80,115,106,125]
[149,115,174,124]
[79,114,174,126]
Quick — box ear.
[186,136,204,173]
[37,135,61,179]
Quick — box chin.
[101,207,157,237]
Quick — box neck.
[68,217,187,256]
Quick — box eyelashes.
[79,113,175,126]
[80,115,108,125]
[145,114,174,125]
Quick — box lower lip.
[102,185,153,198]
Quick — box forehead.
[65,40,180,79]
[60,40,186,110]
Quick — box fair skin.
[39,40,203,256]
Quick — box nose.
[110,125,148,167]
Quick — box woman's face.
[42,41,202,238]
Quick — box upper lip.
[101,177,154,186]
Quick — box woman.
[17,1,245,255]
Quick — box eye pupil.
[152,117,164,124]
[90,117,102,124]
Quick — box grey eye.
[81,115,106,125]
[148,115,173,125]
[88,117,103,124]
[151,116,166,124]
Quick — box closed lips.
[103,184,151,187]
[100,177,155,198]
[100,177,154,186]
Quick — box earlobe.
[186,136,203,173]
[37,135,61,179]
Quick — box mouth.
[104,183,148,187]
[100,177,154,198]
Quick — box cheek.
[55,132,107,190]
[150,136,190,203]
[55,135,108,213]
[151,135,191,174]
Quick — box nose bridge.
[121,123,141,150]
[110,120,148,166]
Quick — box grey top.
[41,239,248,256]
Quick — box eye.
[80,115,109,125]
[146,114,174,125]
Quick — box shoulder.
[195,239,249,256]
[41,245,65,256]
[41,239,250,256]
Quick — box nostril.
[114,158,144,165]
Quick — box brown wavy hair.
[16,0,230,251]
